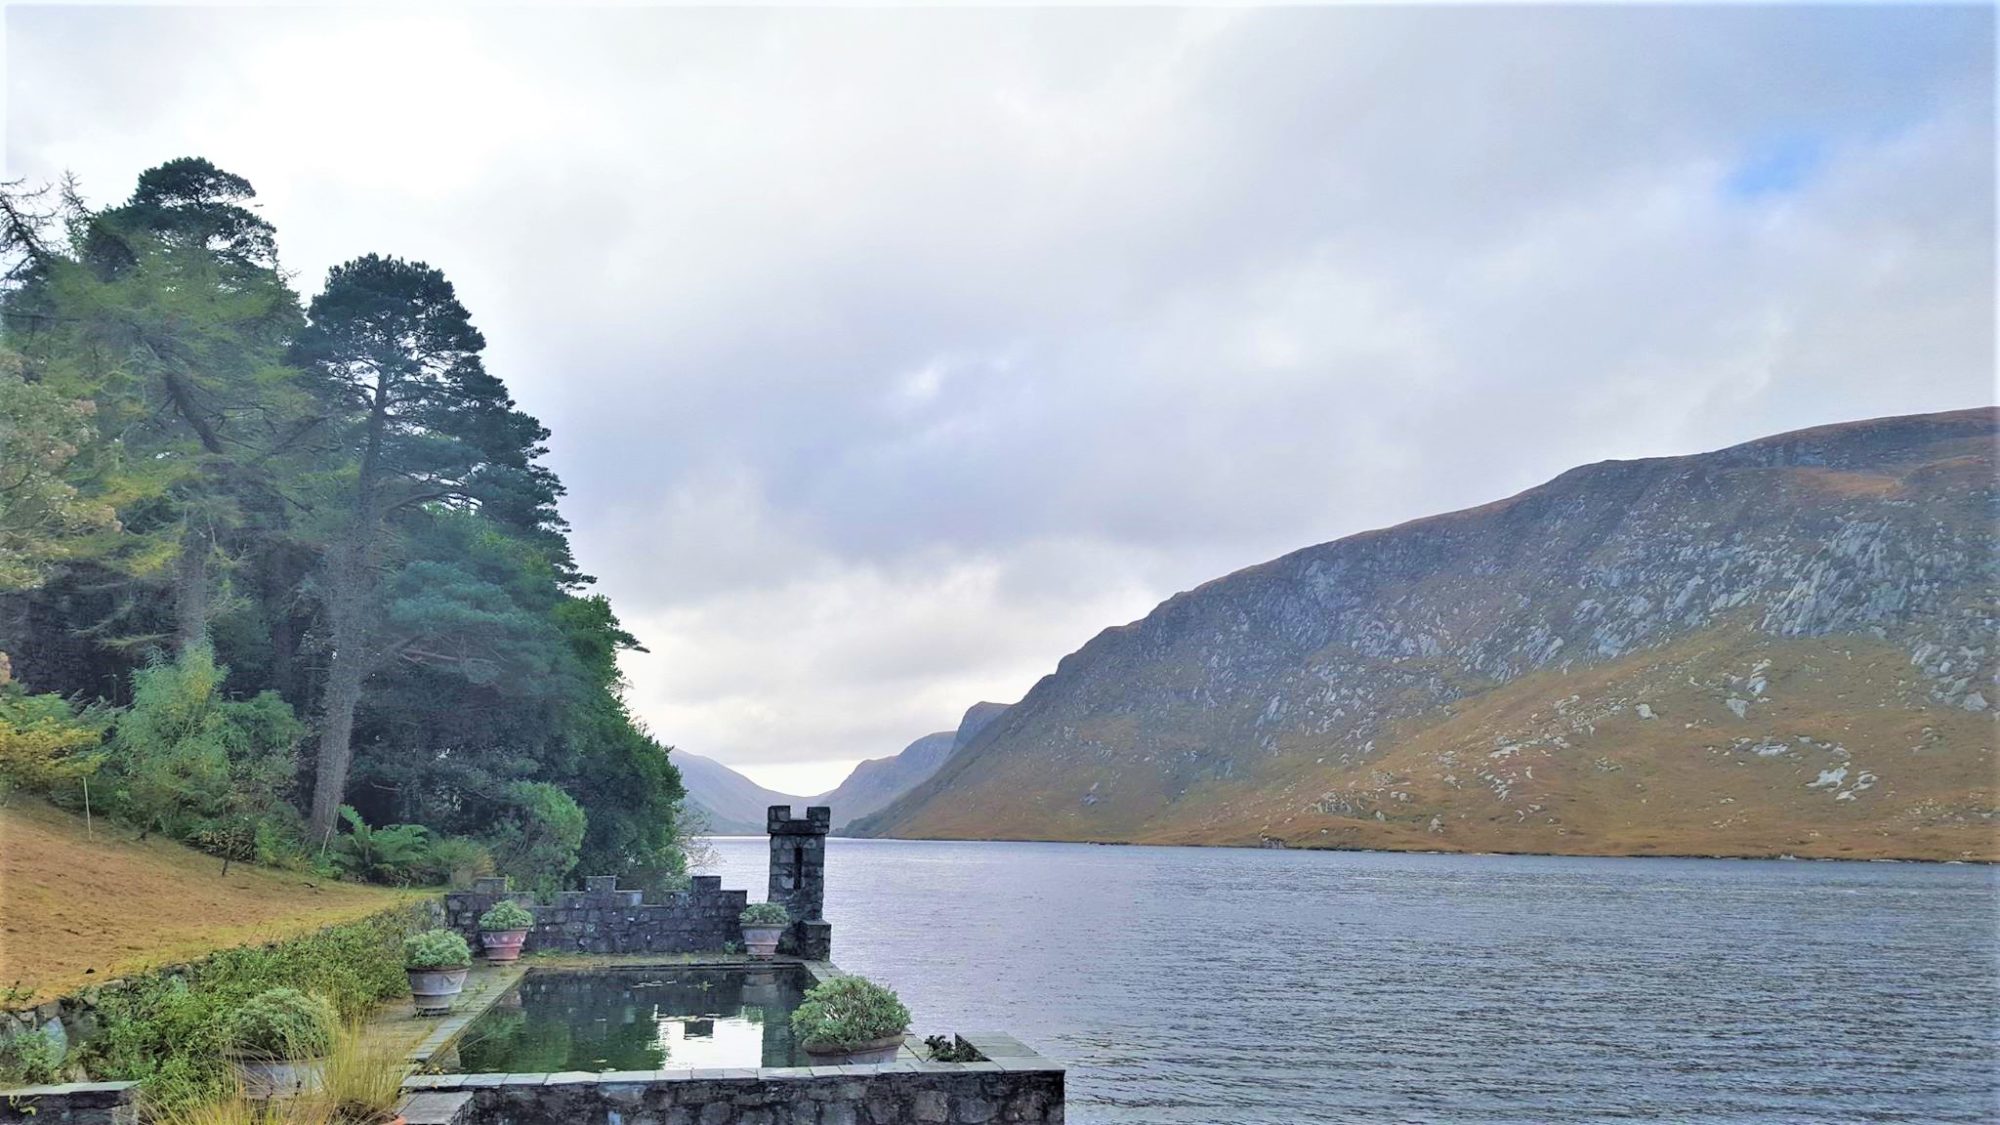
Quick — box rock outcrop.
[854,408,1997,860]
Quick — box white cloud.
[9,5,1990,792]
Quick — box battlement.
[767,804,832,834]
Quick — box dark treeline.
[0,158,686,895]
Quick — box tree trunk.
[173,520,209,656]
[308,369,393,843]
[308,566,367,843]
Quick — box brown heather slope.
[856,408,1999,859]
[0,799,404,1003]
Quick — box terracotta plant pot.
[481,929,529,961]
[407,967,471,1016]
[741,924,785,959]
[802,1034,904,1066]
[225,1051,324,1098]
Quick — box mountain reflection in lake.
[705,836,1997,1124]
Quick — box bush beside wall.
[2,899,438,1112]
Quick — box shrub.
[423,835,494,888]
[0,1027,66,1084]
[330,806,433,887]
[102,645,301,844]
[80,901,430,1112]
[0,683,104,802]
[788,975,910,1051]
[482,781,585,898]
[402,930,471,970]
[224,988,335,1060]
[477,900,533,932]
[739,902,789,927]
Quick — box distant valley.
[849,408,1998,861]
[680,701,1010,834]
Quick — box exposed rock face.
[854,408,1998,860]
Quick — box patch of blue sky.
[1722,132,1829,201]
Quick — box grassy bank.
[1,799,408,1005]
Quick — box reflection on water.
[703,835,1999,1124]
[455,967,809,1072]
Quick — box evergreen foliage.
[0,159,690,893]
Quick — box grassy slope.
[886,627,1998,861]
[0,799,406,1004]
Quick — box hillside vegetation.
[0,799,403,1004]
[857,409,1998,860]
[0,158,689,897]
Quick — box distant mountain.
[813,702,1014,831]
[854,408,1998,862]
[678,701,1013,834]
[675,751,809,835]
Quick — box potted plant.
[404,929,473,1016]
[738,902,789,959]
[477,900,534,962]
[789,974,910,1065]
[223,987,336,1098]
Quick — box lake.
[702,837,1996,1124]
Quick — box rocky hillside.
[854,409,1997,861]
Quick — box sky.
[6,4,1993,794]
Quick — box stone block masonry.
[0,1081,137,1124]
[403,1034,1065,1125]
[445,876,746,955]
[445,807,839,957]
[767,805,832,960]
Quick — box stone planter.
[741,924,785,959]
[481,929,529,962]
[802,1033,905,1066]
[407,967,470,1016]
[225,1051,323,1098]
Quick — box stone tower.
[766,805,832,959]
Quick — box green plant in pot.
[789,974,911,1065]
[224,987,337,1098]
[738,902,790,959]
[404,929,473,1016]
[477,899,535,962]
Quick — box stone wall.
[404,1034,1065,1125]
[0,1081,136,1124]
[444,876,747,955]
[1,899,440,1094]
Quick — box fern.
[330,805,432,886]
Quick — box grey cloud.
[10,6,1991,785]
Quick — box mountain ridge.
[679,701,1012,833]
[853,407,1997,860]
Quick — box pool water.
[453,967,811,1072]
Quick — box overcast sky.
[7,5,1993,793]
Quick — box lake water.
[703,836,1998,1124]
